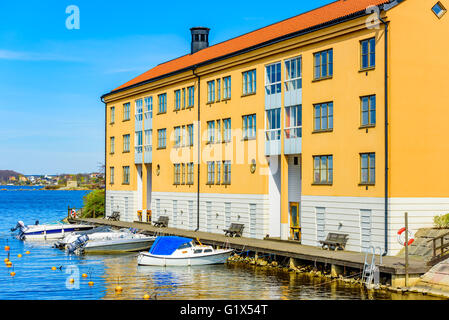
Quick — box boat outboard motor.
[66,234,89,253]
[35,220,39,225]
[11,221,25,232]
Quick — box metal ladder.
[362,246,383,289]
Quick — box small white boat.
[137,236,233,267]
[53,226,114,249]
[66,229,156,254]
[11,220,94,240]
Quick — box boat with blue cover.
[137,236,233,266]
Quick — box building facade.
[101,0,449,256]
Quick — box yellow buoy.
[82,273,88,278]
[143,294,150,300]
[88,281,94,286]
[4,258,9,263]
[51,267,57,271]
[69,278,75,284]
[10,271,16,277]
[6,261,12,268]
[115,286,123,293]
[17,254,22,258]
[25,251,30,255]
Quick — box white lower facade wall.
[302,195,449,256]
[388,197,449,255]
[105,190,138,223]
[151,192,270,239]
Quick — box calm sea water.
[0,186,440,300]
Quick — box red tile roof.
[110,0,389,94]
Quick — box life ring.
[397,227,414,246]
[70,209,77,218]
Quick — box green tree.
[82,189,105,218]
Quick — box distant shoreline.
[0,185,101,191]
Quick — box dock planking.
[74,218,429,276]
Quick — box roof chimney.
[190,27,210,54]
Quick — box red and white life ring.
[397,227,414,246]
[70,209,77,218]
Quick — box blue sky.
[0,0,334,175]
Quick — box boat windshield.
[178,241,193,249]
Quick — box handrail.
[428,231,449,265]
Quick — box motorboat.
[137,236,234,267]
[11,220,94,240]
[66,229,156,254]
[53,226,114,249]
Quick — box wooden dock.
[74,218,429,280]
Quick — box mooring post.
[405,212,409,288]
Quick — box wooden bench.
[223,223,245,237]
[319,233,349,251]
[153,215,169,228]
[108,211,120,221]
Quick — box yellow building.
[101,0,449,256]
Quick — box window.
[187,124,194,146]
[157,129,166,149]
[285,56,302,91]
[182,88,186,109]
[243,69,256,95]
[432,2,447,18]
[144,97,153,120]
[174,164,181,185]
[207,121,215,144]
[181,125,186,147]
[314,49,333,80]
[158,94,167,114]
[266,108,281,141]
[207,81,215,103]
[265,62,281,96]
[216,120,222,143]
[187,163,194,184]
[135,131,143,153]
[122,166,130,184]
[123,103,131,121]
[110,107,115,124]
[243,114,256,140]
[313,155,333,184]
[144,129,152,152]
[181,163,186,185]
[110,167,114,184]
[187,86,195,107]
[174,126,181,147]
[360,153,375,185]
[361,95,376,127]
[123,134,130,153]
[207,161,215,184]
[135,99,143,121]
[216,161,221,184]
[285,105,302,138]
[361,38,376,70]
[313,102,333,131]
[217,79,221,101]
[223,118,232,142]
[223,76,231,99]
[223,161,231,184]
[110,137,115,154]
[175,90,181,110]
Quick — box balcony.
[265,129,281,156]
[135,146,143,164]
[144,144,152,163]
[284,127,302,155]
